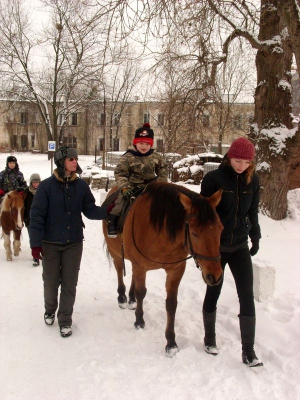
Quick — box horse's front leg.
[113,256,128,309]
[127,277,136,310]
[4,233,12,261]
[13,230,21,256]
[164,264,186,358]
[132,265,147,329]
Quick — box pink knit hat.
[227,137,255,160]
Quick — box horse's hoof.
[165,345,179,358]
[118,302,127,309]
[118,294,127,309]
[7,258,12,261]
[127,300,136,310]
[134,322,145,329]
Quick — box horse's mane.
[144,182,217,242]
[0,190,24,214]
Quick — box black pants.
[203,247,255,317]
[42,241,83,327]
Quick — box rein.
[131,209,221,268]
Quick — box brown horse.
[103,181,223,357]
[0,190,26,261]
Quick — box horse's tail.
[103,238,114,269]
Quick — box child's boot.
[107,215,119,238]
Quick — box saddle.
[102,186,145,234]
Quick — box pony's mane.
[144,182,216,242]
[0,190,24,213]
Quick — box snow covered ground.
[0,152,299,400]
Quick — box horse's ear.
[178,192,192,212]
[208,189,223,209]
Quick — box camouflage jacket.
[0,167,27,193]
[114,146,168,190]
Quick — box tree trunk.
[251,0,300,220]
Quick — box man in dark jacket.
[30,147,110,338]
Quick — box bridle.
[131,211,221,269]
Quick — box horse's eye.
[192,232,198,238]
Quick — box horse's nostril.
[206,274,215,285]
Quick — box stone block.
[253,261,275,302]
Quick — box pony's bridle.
[184,213,221,270]
[131,211,221,269]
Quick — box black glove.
[250,240,259,256]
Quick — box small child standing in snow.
[107,123,168,237]
[24,173,41,266]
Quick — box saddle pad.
[101,190,120,207]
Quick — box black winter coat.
[30,171,108,247]
[200,160,261,247]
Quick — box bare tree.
[0,0,139,149]
[132,0,300,219]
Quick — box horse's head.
[3,191,25,231]
[179,189,223,286]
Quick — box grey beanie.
[30,173,41,185]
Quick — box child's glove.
[122,188,133,199]
[31,247,44,260]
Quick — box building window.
[21,135,28,149]
[63,136,77,147]
[248,115,254,124]
[156,139,164,152]
[113,113,120,126]
[99,138,105,151]
[113,137,119,151]
[202,114,210,128]
[71,113,78,126]
[31,135,35,147]
[20,112,27,124]
[11,135,17,148]
[233,114,242,130]
[98,113,105,126]
[157,114,164,126]
[143,113,150,123]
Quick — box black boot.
[239,315,263,367]
[203,310,218,355]
[107,215,119,238]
